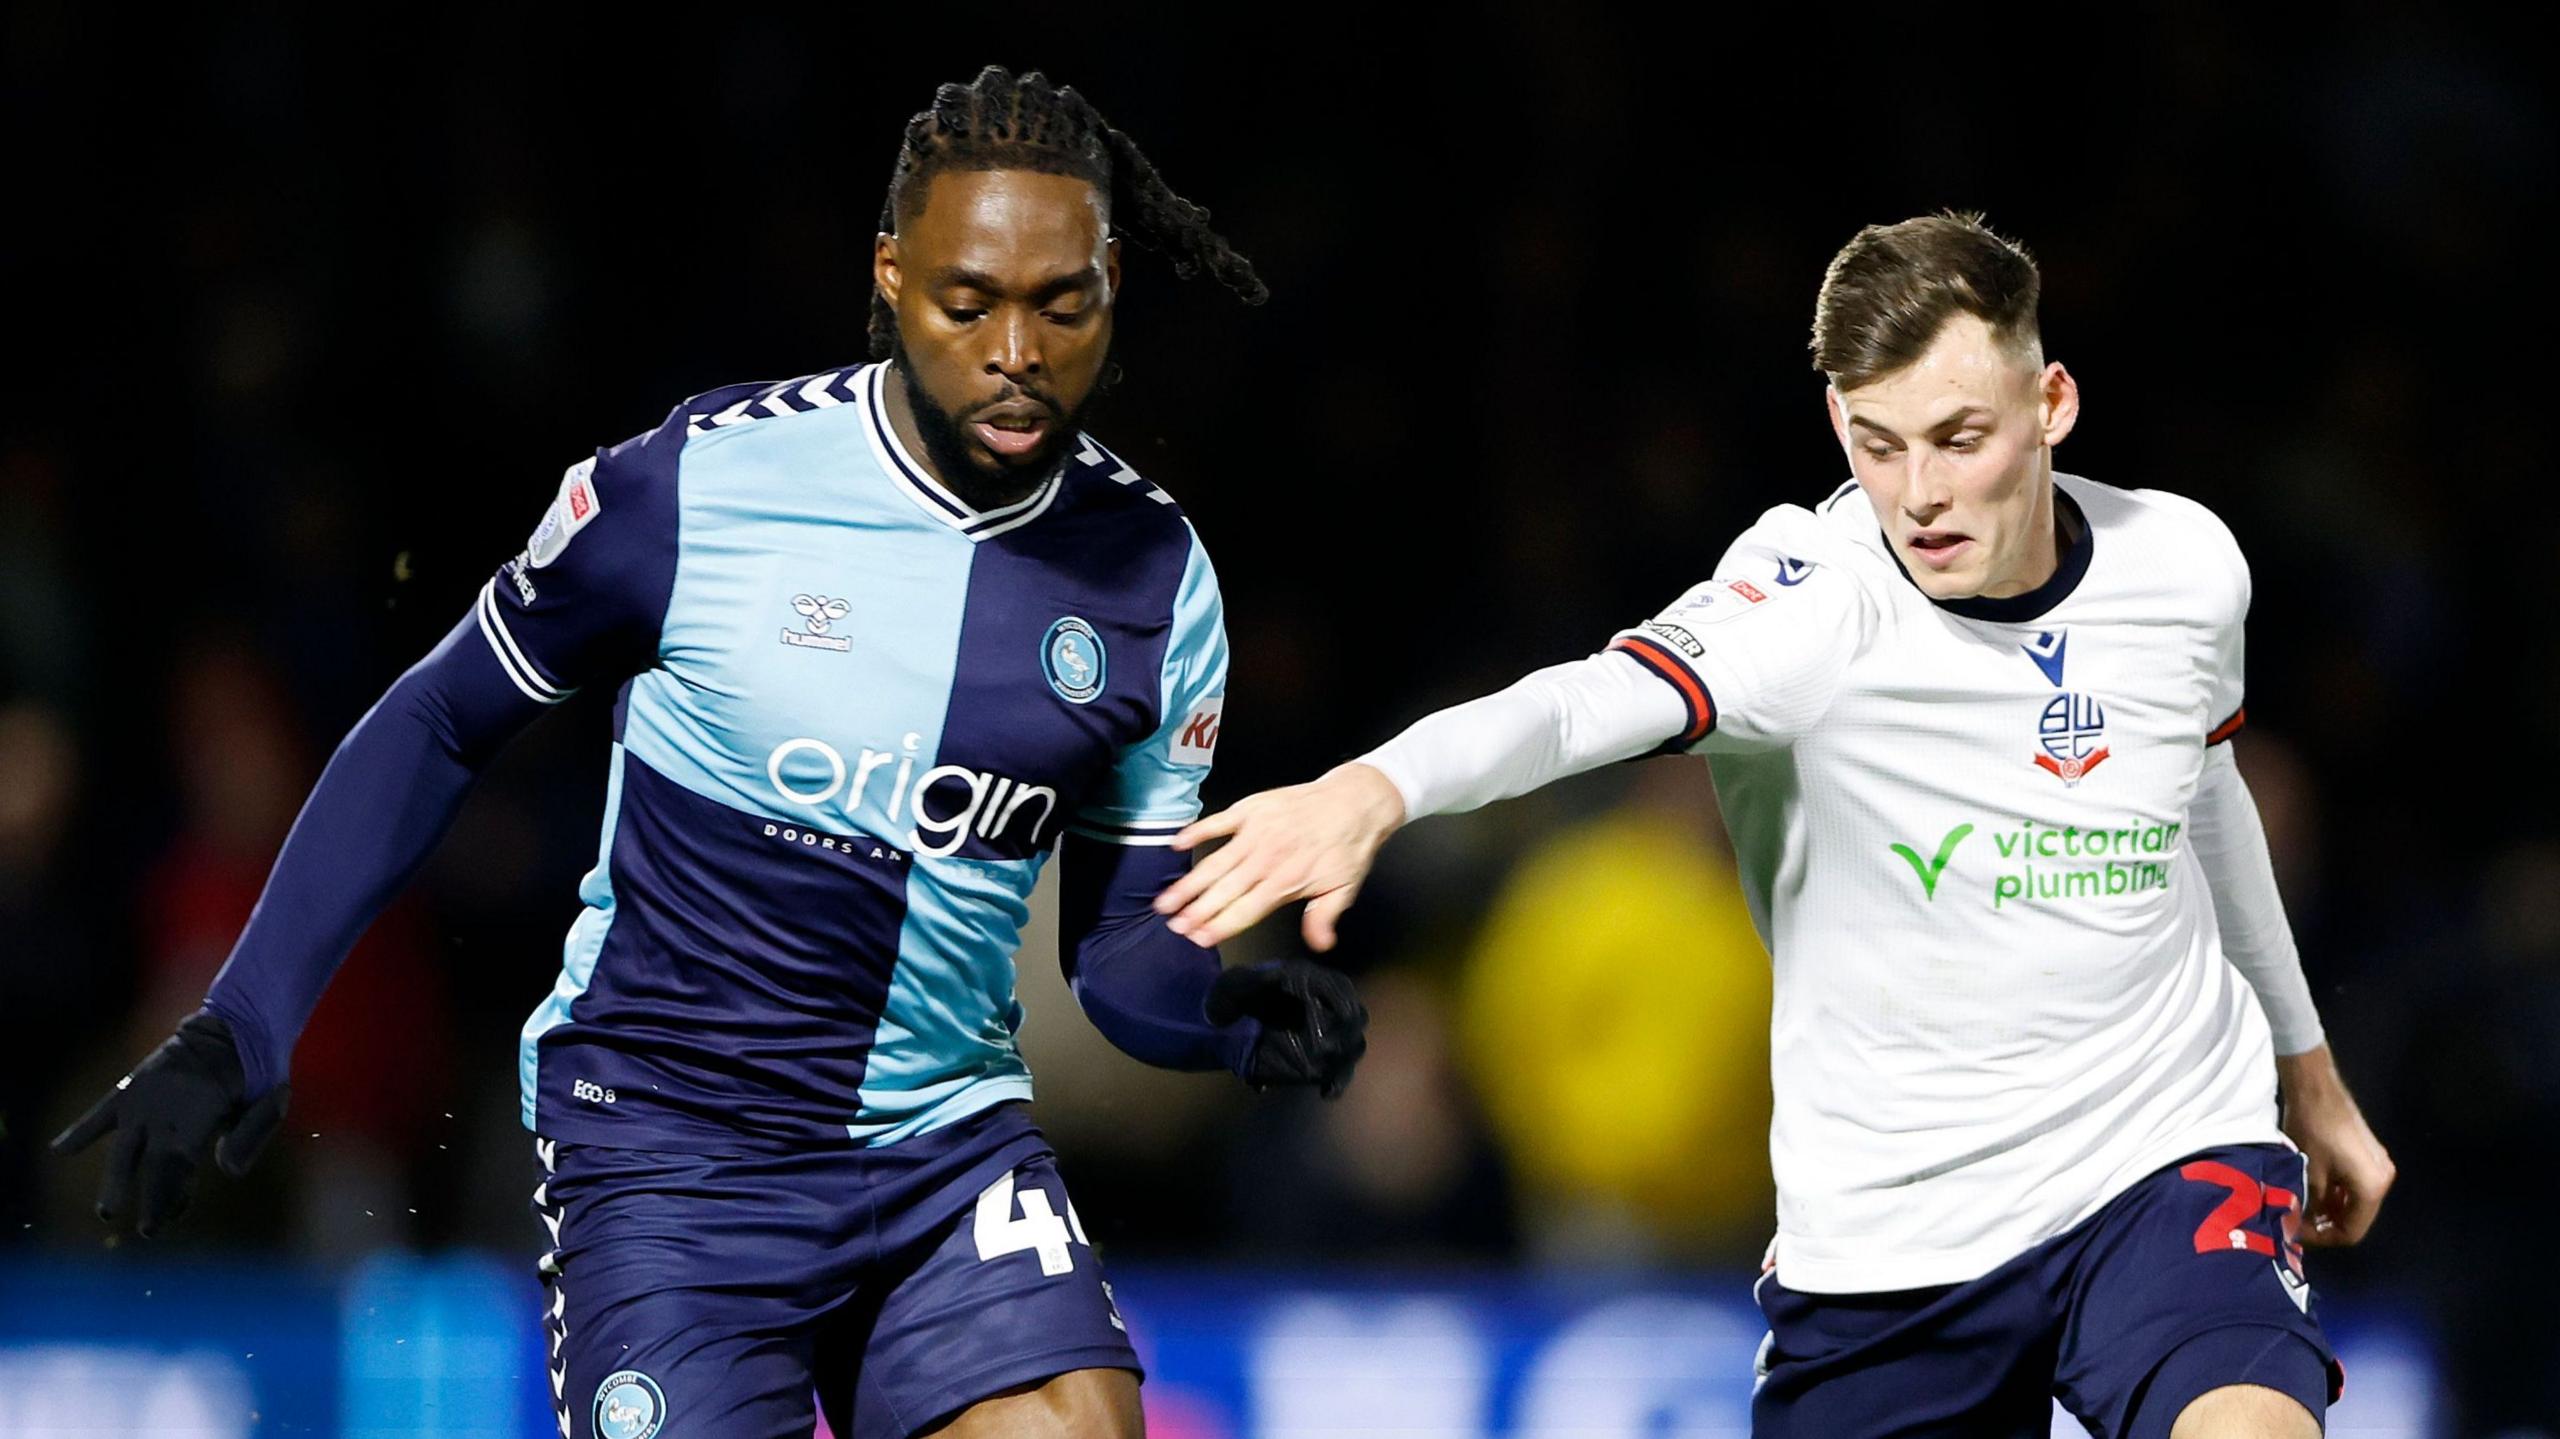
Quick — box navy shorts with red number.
[532,1101,1139,1439]
[1753,1143,2342,1438]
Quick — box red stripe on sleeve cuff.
[1610,636,1716,744]
[2206,706,2246,746]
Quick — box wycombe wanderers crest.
[2022,629,2109,786]
[593,1371,665,1439]
[1043,617,1106,705]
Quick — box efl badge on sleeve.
[526,458,602,569]
[1666,575,1772,627]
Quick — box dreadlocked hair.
[869,65,1267,360]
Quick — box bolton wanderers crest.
[2035,692,2110,785]
[1043,617,1106,705]
[2022,627,2108,786]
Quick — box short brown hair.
[1810,211,2041,389]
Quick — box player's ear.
[1104,235,1123,301]
[875,232,903,309]
[2038,362,2081,447]
[1824,384,1855,465]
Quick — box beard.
[888,336,1098,513]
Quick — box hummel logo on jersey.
[795,595,849,635]
[782,594,852,653]
[1774,556,1815,587]
[2021,629,2068,688]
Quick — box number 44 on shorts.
[973,1170,1093,1277]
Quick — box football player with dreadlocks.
[54,65,1361,1439]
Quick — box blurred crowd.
[3,5,2554,1432]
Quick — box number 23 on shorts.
[2181,1157,2310,1308]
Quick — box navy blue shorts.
[1752,1143,2342,1438]
[531,1102,1139,1439]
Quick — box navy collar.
[1887,485,2093,624]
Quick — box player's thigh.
[2136,1330,2328,1439]
[2167,1380,2322,1439]
[1750,1268,2055,1439]
[536,1138,829,1439]
[2055,1144,2340,1439]
[819,1153,1142,1439]
[925,1368,1142,1439]
[553,1287,817,1439]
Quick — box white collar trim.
[859,363,1061,542]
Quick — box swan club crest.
[594,1370,665,1439]
[1043,616,1106,704]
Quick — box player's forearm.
[2274,1042,2350,1101]
[2187,744,2324,1055]
[1058,836,1255,1073]
[1067,926,1251,1073]
[204,615,546,1096]
[1357,651,1688,821]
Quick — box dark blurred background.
[3,3,2552,1433]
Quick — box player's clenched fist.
[51,1011,289,1238]
[1207,960,1369,1098]
[2275,1044,2396,1247]
[1155,762,1408,951]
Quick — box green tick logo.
[1891,823,1974,900]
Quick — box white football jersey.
[1610,472,2284,1293]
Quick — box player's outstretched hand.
[2275,1043,2394,1247]
[1156,763,1407,951]
[50,1011,290,1239]
[1205,959,1369,1098]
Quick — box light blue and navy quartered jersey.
[474,362,1226,1150]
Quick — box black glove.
[51,1011,289,1238]
[1205,960,1369,1099]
